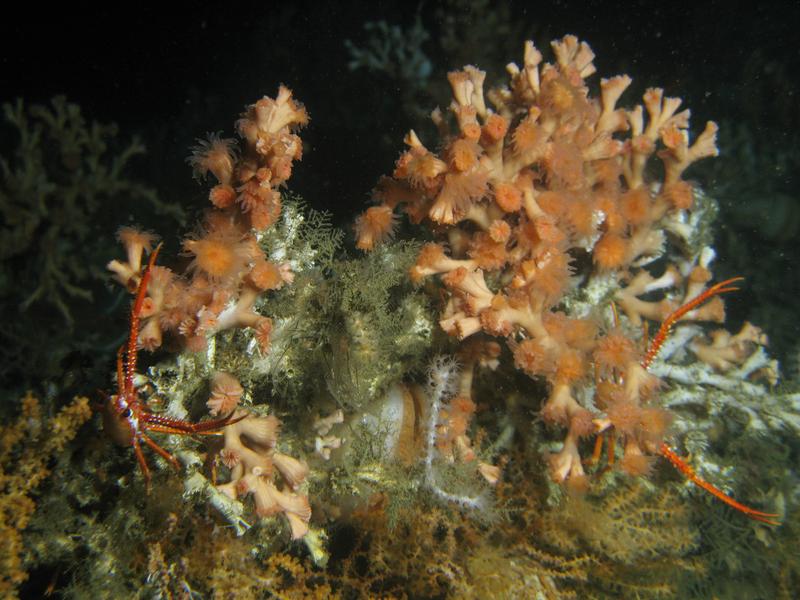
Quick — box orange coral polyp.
[547,140,584,187]
[488,219,511,243]
[451,395,477,416]
[249,260,284,291]
[355,205,397,251]
[562,318,598,351]
[468,232,507,269]
[541,78,578,113]
[532,249,572,305]
[188,135,237,185]
[117,226,158,258]
[460,121,482,140]
[405,152,447,188]
[594,380,624,410]
[208,371,244,416]
[513,338,553,378]
[249,193,282,230]
[184,236,248,283]
[606,399,643,436]
[429,170,488,224]
[254,317,273,353]
[448,138,479,172]
[595,192,625,234]
[139,297,157,318]
[594,329,638,374]
[536,190,568,217]
[512,118,544,153]
[591,158,623,186]
[209,184,237,209]
[533,215,566,245]
[482,113,509,142]
[270,156,293,184]
[564,195,595,237]
[415,242,445,268]
[662,181,694,210]
[555,350,586,383]
[593,233,629,269]
[493,182,522,213]
[620,186,652,225]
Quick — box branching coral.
[213,402,312,539]
[0,393,91,598]
[107,87,307,355]
[354,35,786,511]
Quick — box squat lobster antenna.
[642,276,744,369]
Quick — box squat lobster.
[102,243,243,489]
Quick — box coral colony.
[353,36,777,521]
[106,87,314,538]
[79,35,794,595]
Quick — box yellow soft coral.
[0,393,91,597]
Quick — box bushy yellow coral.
[536,479,705,598]
[0,392,92,597]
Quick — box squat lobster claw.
[102,242,244,490]
[659,443,780,526]
[641,277,745,370]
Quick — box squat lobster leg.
[103,242,244,490]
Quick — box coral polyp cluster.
[107,87,307,354]
[356,35,760,492]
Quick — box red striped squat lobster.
[596,277,779,525]
[102,243,243,489]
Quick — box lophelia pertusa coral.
[209,373,311,540]
[104,89,315,538]
[107,87,306,354]
[355,35,767,493]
